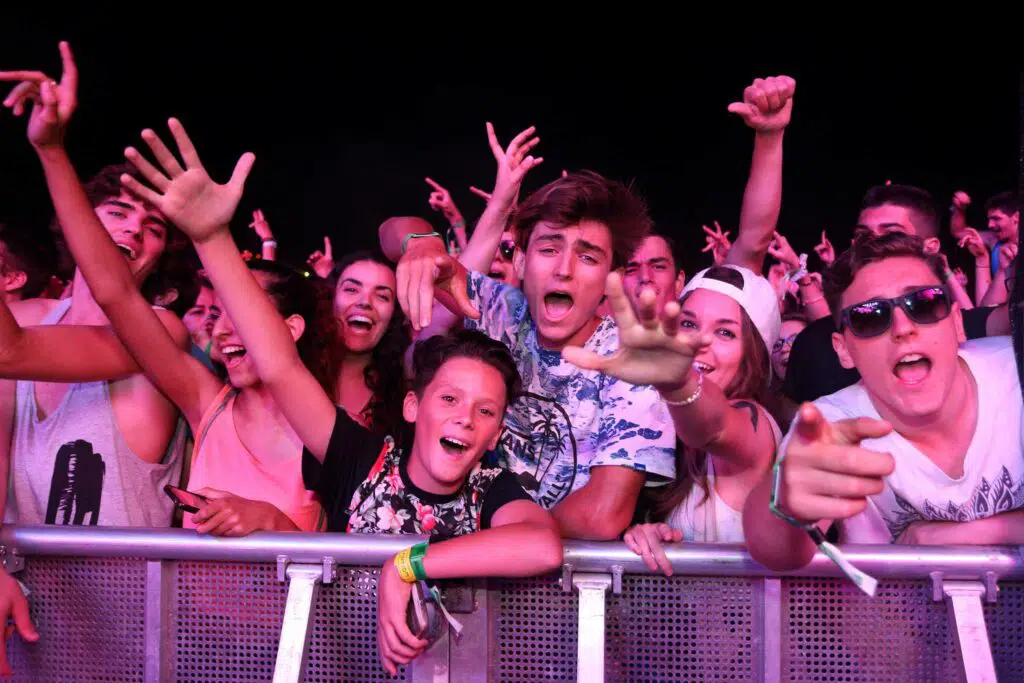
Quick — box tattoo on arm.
[730,400,760,431]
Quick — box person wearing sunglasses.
[744,230,1024,572]
[486,229,521,288]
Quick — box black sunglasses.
[839,285,952,338]
[499,240,516,260]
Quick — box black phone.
[164,484,208,514]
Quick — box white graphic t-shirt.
[784,336,1024,542]
[464,272,677,509]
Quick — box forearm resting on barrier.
[421,504,563,578]
[900,510,1024,546]
[550,467,645,541]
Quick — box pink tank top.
[184,386,323,532]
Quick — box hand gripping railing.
[1,525,1022,682]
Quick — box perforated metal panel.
[493,575,578,681]
[306,565,407,682]
[606,575,756,682]
[174,560,286,682]
[8,556,146,682]
[783,578,960,683]
[984,581,1024,681]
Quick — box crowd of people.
[0,41,1019,675]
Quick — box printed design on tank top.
[45,439,105,525]
[498,391,578,510]
[885,465,1024,539]
[345,437,501,539]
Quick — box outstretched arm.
[121,119,340,459]
[0,42,209,422]
[724,76,795,274]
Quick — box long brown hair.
[645,292,772,522]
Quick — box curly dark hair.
[333,251,411,440]
[247,259,340,398]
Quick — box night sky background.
[0,15,1018,279]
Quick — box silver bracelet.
[662,371,704,406]
[262,239,278,248]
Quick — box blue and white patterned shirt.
[464,272,677,509]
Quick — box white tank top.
[666,411,782,543]
[5,298,186,527]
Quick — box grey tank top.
[5,298,186,527]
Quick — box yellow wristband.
[393,548,416,583]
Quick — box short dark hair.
[632,231,680,272]
[412,329,522,406]
[860,184,940,240]
[0,223,57,299]
[985,191,1019,217]
[512,170,652,269]
[824,231,946,328]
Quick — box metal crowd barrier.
[1,525,1021,682]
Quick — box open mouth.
[346,315,374,332]
[543,291,574,321]
[115,243,137,260]
[693,361,714,375]
[220,344,248,369]
[893,352,932,386]
[439,436,469,457]
[488,270,506,280]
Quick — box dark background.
[1,16,1018,278]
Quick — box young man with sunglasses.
[487,230,521,288]
[784,184,1003,404]
[744,231,1024,570]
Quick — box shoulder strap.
[191,385,236,463]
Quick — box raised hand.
[562,271,710,391]
[248,209,273,241]
[425,177,464,224]
[814,231,836,267]
[768,231,800,270]
[469,186,492,201]
[0,40,78,149]
[727,75,796,132]
[484,122,543,211]
[701,221,731,265]
[998,241,1018,272]
[958,227,990,261]
[773,403,894,525]
[397,238,478,331]
[952,267,968,288]
[768,263,791,302]
[307,237,335,278]
[952,191,971,212]
[121,118,254,243]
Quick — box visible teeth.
[221,345,246,355]
[116,244,137,260]
[347,315,372,325]
[442,437,468,448]
[693,362,713,373]
[899,353,924,364]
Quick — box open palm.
[121,118,255,243]
[562,272,709,390]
